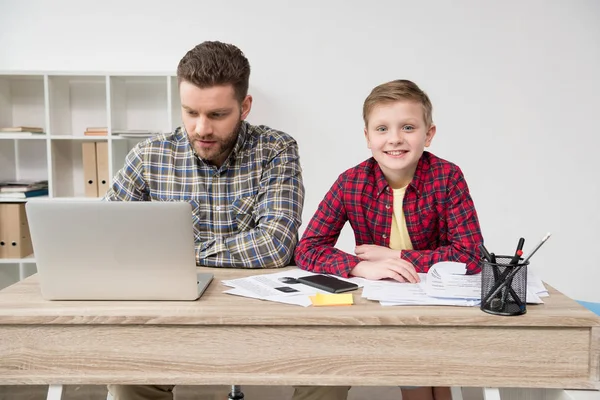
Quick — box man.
[105,41,303,269]
[106,41,345,400]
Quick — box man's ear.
[241,95,253,120]
[425,124,436,147]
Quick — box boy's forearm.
[401,243,481,274]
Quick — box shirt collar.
[374,151,432,197]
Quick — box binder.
[0,203,34,259]
[81,142,98,197]
[95,141,109,197]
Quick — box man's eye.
[187,111,197,116]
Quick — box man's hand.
[355,244,400,262]
[350,259,420,283]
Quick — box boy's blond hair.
[363,79,433,127]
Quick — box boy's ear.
[425,124,436,147]
[364,127,371,149]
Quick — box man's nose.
[194,116,212,136]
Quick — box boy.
[295,79,483,400]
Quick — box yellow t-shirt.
[389,186,414,251]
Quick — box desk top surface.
[0,267,598,327]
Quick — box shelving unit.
[0,71,182,289]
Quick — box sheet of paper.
[527,270,549,297]
[224,288,313,307]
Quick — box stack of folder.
[82,142,109,197]
[0,203,33,258]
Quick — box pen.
[521,233,552,264]
[501,237,526,310]
[479,244,493,263]
[487,251,503,310]
[509,237,525,265]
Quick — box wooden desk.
[0,267,598,390]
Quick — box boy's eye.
[376,126,387,132]
[403,125,415,131]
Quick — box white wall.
[1,0,599,302]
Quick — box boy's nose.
[389,130,405,143]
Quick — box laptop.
[25,199,213,301]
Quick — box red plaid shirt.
[295,151,483,277]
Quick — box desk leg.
[484,388,502,400]
[46,384,63,400]
[451,387,464,400]
[228,385,245,399]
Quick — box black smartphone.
[296,274,358,293]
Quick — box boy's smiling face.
[364,100,436,189]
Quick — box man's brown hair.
[363,79,433,127]
[177,41,251,103]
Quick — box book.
[84,127,108,136]
[0,188,49,199]
[0,126,44,133]
[85,127,108,132]
[0,180,48,193]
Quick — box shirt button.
[382,234,388,239]
[385,204,390,210]
[215,206,221,211]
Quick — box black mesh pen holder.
[480,256,529,316]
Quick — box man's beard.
[192,119,242,166]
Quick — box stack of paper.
[361,261,549,307]
[361,262,480,306]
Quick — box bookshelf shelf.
[0,255,36,264]
[49,135,108,140]
[0,71,180,288]
[0,136,48,140]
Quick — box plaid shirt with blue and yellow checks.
[105,121,305,268]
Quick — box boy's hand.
[355,244,400,261]
[350,259,420,283]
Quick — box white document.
[222,268,337,307]
[527,270,549,297]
